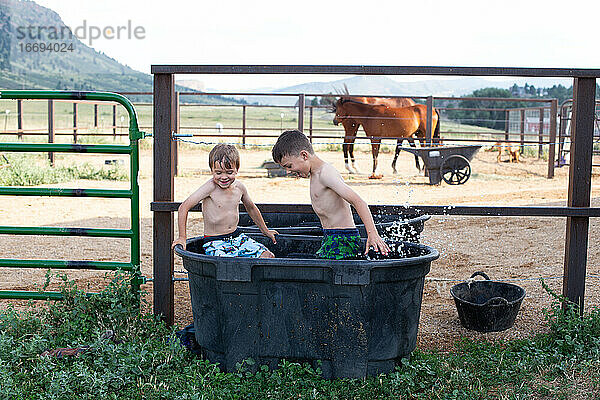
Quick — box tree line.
[442,85,599,130]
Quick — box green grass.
[1,274,600,399]
[0,153,128,185]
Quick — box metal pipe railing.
[0,90,143,300]
[0,226,134,238]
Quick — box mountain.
[231,76,572,106]
[0,1,569,105]
[0,0,153,91]
[0,0,241,104]
[176,80,205,92]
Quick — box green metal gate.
[0,90,143,300]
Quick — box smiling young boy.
[272,130,389,259]
[172,144,278,257]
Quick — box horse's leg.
[410,137,422,171]
[348,122,360,173]
[392,138,402,174]
[370,138,382,178]
[342,138,352,173]
[349,133,360,173]
[342,121,358,174]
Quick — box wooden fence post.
[504,109,510,141]
[547,100,558,178]
[112,105,117,138]
[242,105,246,148]
[520,109,525,154]
[47,100,54,166]
[153,73,176,326]
[309,106,314,143]
[73,102,78,143]
[563,77,596,313]
[174,92,179,176]
[94,104,98,128]
[538,107,544,158]
[426,96,433,146]
[558,102,570,166]
[17,100,23,140]
[298,94,305,132]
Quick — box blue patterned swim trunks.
[202,228,269,258]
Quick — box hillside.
[231,75,572,106]
[0,0,241,104]
[0,0,152,90]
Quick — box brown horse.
[333,98,441,178]
[333,96,416,174]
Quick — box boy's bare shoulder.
[232,179,246,188]
[323,162,342,174]
[201,178,218,191]
[193,179,220,199]
[230,180,247,193]
[318,162,343,182]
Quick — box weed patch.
[2,276,600,398]
[0,154,128,185]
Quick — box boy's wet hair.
[209,144,240,170]
[271,129,314,163]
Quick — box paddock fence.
[147,65,599,326]
[0,90,143,300]
[1,91,578,178]
[557,99,600,168]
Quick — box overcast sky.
[34,0,598,90]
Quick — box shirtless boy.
[172,144,278,258]
[272,130,389,259]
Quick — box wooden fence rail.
[149,65,599,326]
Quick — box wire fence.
[2,93,599,175]
[0,94,562,142]
[174,136,572,150]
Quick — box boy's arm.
[172,180,213,250]
[239,183,278,243]
[319,168,389,255]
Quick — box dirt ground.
[1,145,599,351]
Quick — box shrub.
[2,275,600,398]
[0,154,128,185]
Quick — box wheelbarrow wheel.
[441,155,471,185]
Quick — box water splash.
[365,242,428,260]
[380,219,421,244]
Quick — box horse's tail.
[433,109,441,145]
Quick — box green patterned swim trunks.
[316,228,362,260]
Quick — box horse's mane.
[339,98,367,105]
[339,98,384,109]
[329,97,372,113]
[337,83,350,96]
[325,84,352,113]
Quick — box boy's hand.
[264,229,279,244]
[172,237,186,250]
[365,233,390,256]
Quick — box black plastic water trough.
[175,233,439,379]
[237,211,430,242]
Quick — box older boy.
[172,144,278,258]
[272,130,389,259]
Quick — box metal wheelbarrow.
[399,145,482,185]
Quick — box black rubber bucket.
[450,272,525,333]
[175,233,439,379]
[237,211,430,242]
